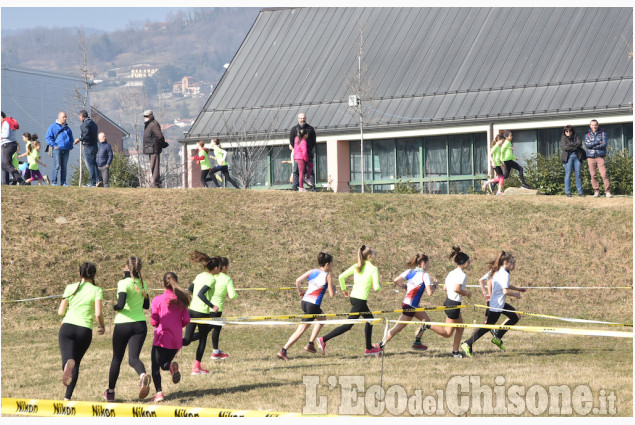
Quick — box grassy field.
[1,187,632,416]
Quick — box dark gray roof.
[186,7,633,140]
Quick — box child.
[501,131,531,190]
[24,141,48,185]
[461,251,527,357]
[58,262,105,401]
[191,140,218,188]
[481,134,505,195]
[209,138,240,188]
[378,253,438,351]
[209,257,238,360]
[415,246,472,358]
[182,251,221,374]
[278,252,335,360]
[316,245,383,357]
[293,129,310,192]
[105,257,151,401]
[149,272,191,402]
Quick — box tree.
[144,77,158,98]
[70,151,140,187]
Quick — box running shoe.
[211,351,229,360]
[191,364,210,375]
[304,342,317,354]
[62,359,75,386]
[151,392,164,403]
[103,389,115,402]
[139,373,151,399]
[481,181,488,192]
[496,191,504,195]
[491,337,506,351]
[277,349,289,361]
[606,192,613,198]
[364,345,383,356]
[315,337,326,355]
[412,342,428,351]
[452,351,464,359]
[521,183,532,190]
[96,181,103,187]
[460,342,473,358]
[170,362,181,384]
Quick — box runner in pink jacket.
[149,272,191,402]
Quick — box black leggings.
[151,346,179,393]
[200,169,215,188]
[108,321,147,389]
[210,165,239,188]
[182,310,212,361]
[321,297,374,350]
[464,303,519,346]
[210,311,223,350]
[503,160,527,185]
[59,323,93,400]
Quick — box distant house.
[130,64,158,79]
[174,118,194,128]
[172,76,201,96]
[91,107,129,153]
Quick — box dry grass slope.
[1,187,632,416]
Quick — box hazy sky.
[1,7,196,33]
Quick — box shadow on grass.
[168,380,295,399]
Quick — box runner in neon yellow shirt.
[106,257,151,401]
[316,245,383,357]
[209,257,239,360]
[191,140,221,187]
[208,138,240,188]
[57,262,105,401]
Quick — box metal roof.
[186,7,633,140]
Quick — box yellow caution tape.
[1,397,328,417]
[191,318,384,326]
[473,304,633,327]
[390,320,634,338]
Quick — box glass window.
[315,143,328,183]
[449,180,474,194]
[373,139,396,180]
[271,146,292,185]
[473,133,488,175]
[604,124,622,154]
[537,128,561,157]
[624,123,633,156]
[350,141,372,182]
[507,130,535,166]
[449,134,472,175]
[424,136,447,177]
[396,138,421,178]
[226,147,267,187]
[422,180,447,194]
[373,184,394,193]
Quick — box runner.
[209,257,238,360]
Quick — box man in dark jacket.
[289,112,316,191]
[584,119,612,198]
[74,109,99,186]
[560,125,585,197]
[143,110,168,188]
[96,132,113,187]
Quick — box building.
[172,76,202,96]
[180,7,633,192]
[130,64,158,79]
[91,107,130,153]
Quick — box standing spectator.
[96,132,113,188]
[74,110,99,187]
[45,112,74,186]
[289,113,316,191]
[560,125,585,197]
[142,110,168,188]
[584,119,612,198]
[1,111,26,185]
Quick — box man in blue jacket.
[74,109,99,187]
[45,112,74,186]
[584,119,612,198]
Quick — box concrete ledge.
[503,187,544,196]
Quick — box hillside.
[1,188,633,416]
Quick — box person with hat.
[142,110,168,188]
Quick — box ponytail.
[487,251,514,276]
[406,253,428,269]
[190,250,221,272]
[127,256,146,297]
[449,246,469,266]
[67,262,97,298]
[163,272,191,308]
[356,245,375,272]
[317,252,333,267]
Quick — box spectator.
[289,113,316,191]
[560,125,586,197]
[45,112,74,186]
[584,119,612,198]
[96,132,113,188]
[74,110,99,187]
[142,110,168,188]
[1,111,26,185]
